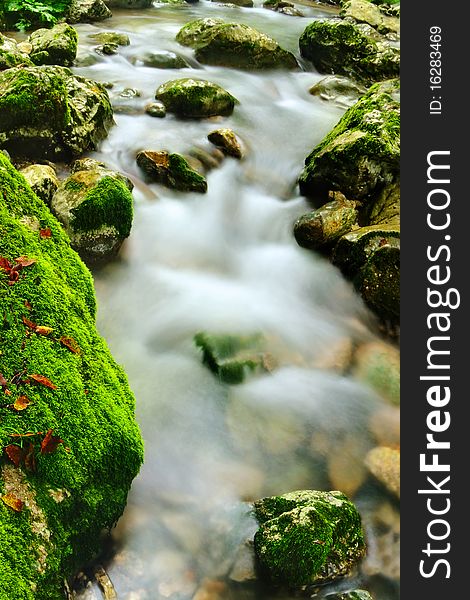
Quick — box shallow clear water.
[68,3,399,599]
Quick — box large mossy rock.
[66,0,113,24]
[0,66,113,160]
[0,153,143,599]
[176,18,298,69]
[340,0,400,35]
[299,19,399,84]
[299,79,399,203]
[253,490,366,586]
[0,34,33,70]
[29,23,78,67]
[51,165,134,261]
[155,78,237,118]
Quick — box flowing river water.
[63,3,400,599]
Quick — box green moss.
[0,153,143,598]
[70,176,133,237]
[156,78,238,118]
[176,18,225,47]
[64,179,84,193]
[167,154,207,193]
[29,23,78,67]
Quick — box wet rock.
[120,87,141,98]
[299,19,399,85]
[19,164,59,205]
[67,0,112,23]
[367,180,400,225]
[0,66,113,160]
[309,75,367,108]
[104,0,153,7]
[294,195,357,249]
[253,490,366,586]
[193,579,227,600]
[353,340,399,405]
[29,23,78,67]
[365,446,400,499]
[96,42,120,55]
[299,79,400,203]
[229,541,257,583]
[208,128,243,159]
[189,147,222,170]
[145,101,166,118]
[264,1,304,17]
[212,0,254,6]
[0,33,33,70]
[88,31,130,46]
[135,50,190,69]
[341,0,399,35]
[71,157,108,173]
[155,78,238,118]
[362,500,400,580]
[325,591,373,600]
[368,405,400,447]
[136,150,208,193]
[327,434,370,498]
[0,153,143,598]
[176,18,298,69]
[195,332,272,384]
[51,166,133,261]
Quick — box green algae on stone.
[194,332,270,384]
[155,78,238,118]
[0,33,33,70]
[299,79,400,203]
[136,150,208,193]
[29,23,78,67]
[299,19,399,85]
[176,19,298,70]
[253,490,366,587]
[0,65,113,160]
[0,152,143,599]
[88,31,130,46]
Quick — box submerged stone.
[208,128,243,159]
[0,153,143,598]
[0,66,114,160]
[29,23,78,67]
[253,490,366,586]
[19,164,59,205]
[155,78,238,118]
[135,50,190,69]
[136,150,208,193]
[51,166,134,261]
[194,332,270,384]
[176,19,298,69]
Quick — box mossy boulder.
[294,194,357,250]
[136,150,207,193]
[299,79,400,203]
[340,0,399,35]
[155,78,237,118]
[66,0,113,24]
[309,75,367,109]
[51,166,134,261]
[208,128,243,159]
[176,19,298,70]
[88,31,130,46]
[253,490,366,586]
[0,153,143,599]
[134,50,190,69]
[0,34,33,71]
[194,332,270,384]
[29,23,78,67]
[19,164,59,205]
[0,66,113,160]
[299,19,399,85]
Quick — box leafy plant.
[2,0,71,31]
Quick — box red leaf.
[29,374,57,390]
[60,336,81,355]
[0,257,12,272]
[40,429,64,455]
[24,443,36,472]
[39,228,52,239]
[24,300,32,310]
[13,395,31,411]
[14,257,36,268]
[0,372,7,388]
[22,316,37,330]
[5,445,23,467]
[1,493,24,512]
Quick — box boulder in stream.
[51,165,134,262]
[309,75,367,109]
[0,66,114,160]
[134,50,190,69]
[155,78,238,118]
[176,18,298,69]
[104,0,154,7]
[136,150,208,193]
[88,31,130,46]
[325,591,373,600]
[66,0,113,24]
[0,33,33,70]
[0,152,143,598]
[208,128,244,159]
[253,490,366,586]
[340,0,400,35]
[29,23,78,67]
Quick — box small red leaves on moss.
[24,300,32,310]
[35,326,53,336]
[1,256,36,285]
[0,257,12,271]
[40,429,64,455]
[29,374,57,390]
[22,316,37,330]
[0,373,8,388]
[60,336,81,355]
[14,257,36,268]
[1,493,24,512]
[24,443,37,472]
[13,395,31,411]
[39,228,52,239]
[5,445,23,467]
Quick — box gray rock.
[19,164,59,205]
[309,75,367,108]
[134,50,190,69]
[0,33,33,70]
[88,31,130,45]
[66,0,112,23]
[104,0,153,7]
[145,101,166,117]
[29,23,78,67]
[340,0,399,35]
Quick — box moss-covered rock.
[253,490,366,587]
[294,195,357,250]
[67,0,113,24]
[88,31,130,46]
[51,166,134,261]
[340,0,399,34]
[299,79,400,203]
[176,19,298,70]
[309,75,367,108]
[29,23,78,67]
[134,50,190,69]
[194,332,270,384]
[208,128,243,159]
[0,152,143,599]
[136,150,207,193]
[155,78,237,118]
[19,164,59,205]
[0,34,33,71]
[0,66,113,160]
[367,180,400,225]
[299,19,399,85]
